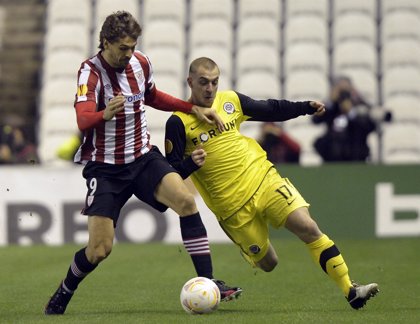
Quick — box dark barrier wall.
[270,164,420,239]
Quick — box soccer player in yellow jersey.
[165,57,379,310]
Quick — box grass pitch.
[0,238,418,323]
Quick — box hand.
[310,101,326,116]
[103,93,125,120]
[191,144,207,167]
[191,106,225,132]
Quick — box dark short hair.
[99,11,142,49]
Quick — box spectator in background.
[312,76,376,162]
[0,114,37,164]
[258,122,301,163]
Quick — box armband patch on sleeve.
[165,139,173,154]
[77,84,88,97]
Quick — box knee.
[258,255,278,272]
[87,241,113,264]
[287,210,323,243]
[301,219,321,236]
[177,192,197,214]
[265,256,278,272]
[303,220,323,241]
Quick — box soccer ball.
[180,277,221,314]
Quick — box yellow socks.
[307,234,352,296]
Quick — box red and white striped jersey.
[74,50,154,165]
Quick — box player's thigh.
[132,148,192,213]
[155,172,190,203]
[220,200,270,263]
[155,172,196,214]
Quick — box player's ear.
[187,76,193,89]
[103,39,110,49]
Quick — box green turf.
[0,238,418,323]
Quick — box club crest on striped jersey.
[223,102,235,114]
[135,70,144,81]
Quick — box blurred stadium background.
[0,3,419,320]
[0,0,419,247]
[0,0,420,165]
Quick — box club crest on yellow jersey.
[223,102,235,114]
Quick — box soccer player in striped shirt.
[165,57,379,310]
[44,12,241,315]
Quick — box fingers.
[192,145,206,167]
[199,115,213,125]
[207,108,225,132]
[193,154,206,167]
[104,95,125,120]
[310,100,325,109]
[111,94,125,107]
[192,106,225,132]
[310,101,326,116]
[210,110,225,132]
[192,147,206,158]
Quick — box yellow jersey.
[167,90,274,220]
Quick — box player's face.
[102,36,137,69]
[188,66,219,107]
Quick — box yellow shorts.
[219,167,309,264]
